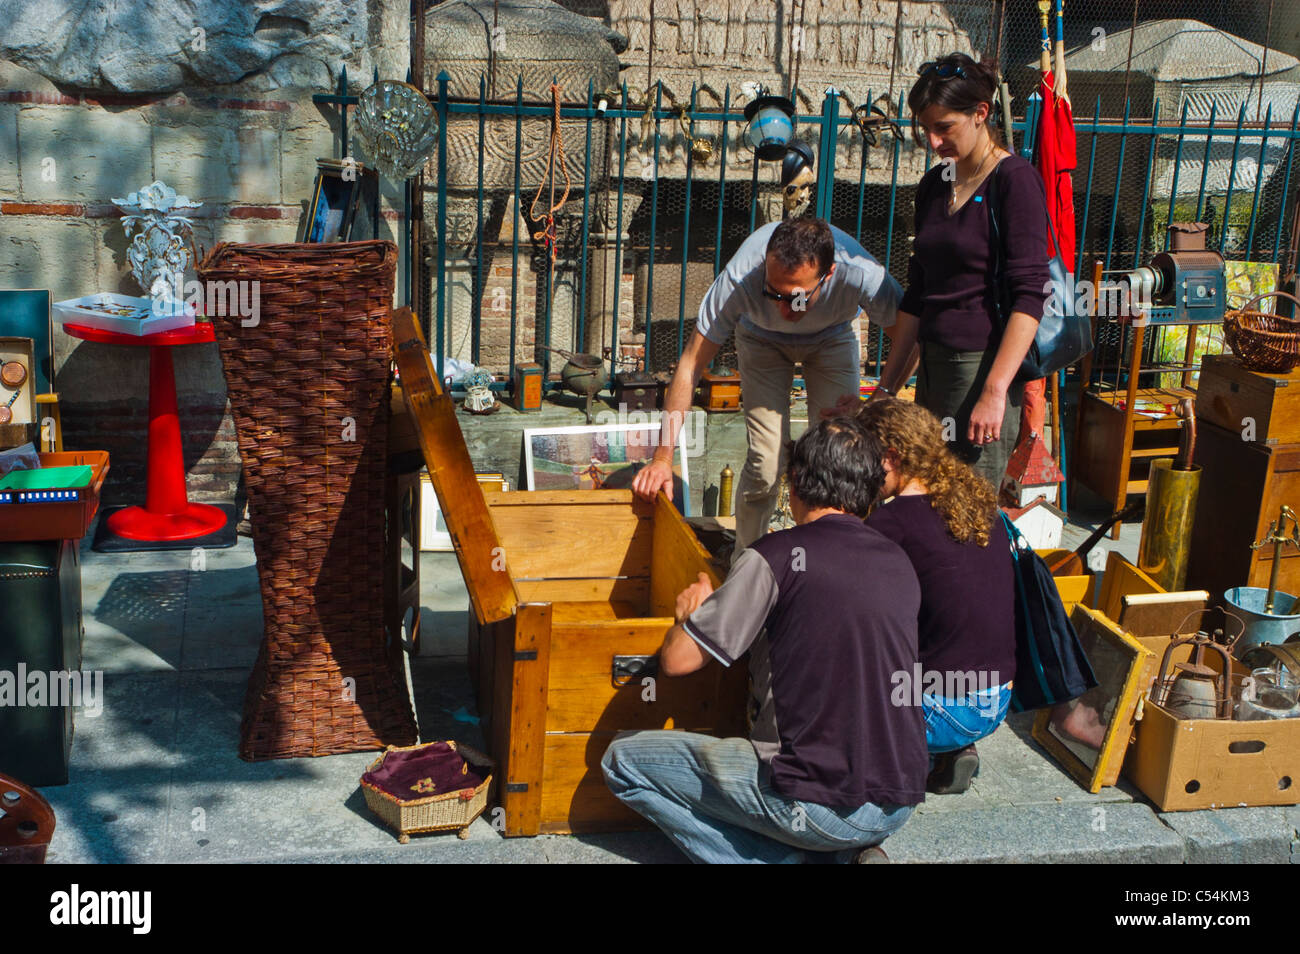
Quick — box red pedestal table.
[64,321,228,542]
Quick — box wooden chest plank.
[649,491,725,616]
[1197,354,1300,446]
[391,307,517,624]
[546,618,747,733]
[515,579,649,608]
[539,733,649,834]
[487,494,653,581]
[504,603,552,837]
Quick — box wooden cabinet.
[1185,418,1300,599]
[393,308,747,837]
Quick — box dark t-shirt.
[866,494,1017,688]
[899,154,1051,352]
[682,513,926,808]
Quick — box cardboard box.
[1125,634,1300,811]
[1127,695,1300,811]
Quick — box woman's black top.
[866,493,1017,686]
[899,154,1050,353]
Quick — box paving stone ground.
[35,398,1300,863]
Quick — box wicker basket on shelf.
[197,241,417,760]
[361,741,494,843]
[1224,291,1300,373]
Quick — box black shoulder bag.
[999,512,1098,712]
[985,165,1093,381]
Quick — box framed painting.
[523,422,691,516]
[303,159,372,243]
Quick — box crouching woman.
[857,397,1016,794]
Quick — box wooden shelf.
[1128,447,1179,459]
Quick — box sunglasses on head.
[762,269,830,304]
[917,61,967,79]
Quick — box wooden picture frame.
[1033,605,1154,793]
[303,158,372,243]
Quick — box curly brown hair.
[856,397,999,547]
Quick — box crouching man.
[601,418,927,863]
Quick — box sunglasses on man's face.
[762,269,830,305]
[917,61,967,79]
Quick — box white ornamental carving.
[111,181,202,302]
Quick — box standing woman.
[874,53,1050,487]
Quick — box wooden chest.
[699,370,742,412]
[392,308,747,836]
[1185,418,1300,598]
[1196,354,1300,446]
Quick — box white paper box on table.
[53,293,196,336]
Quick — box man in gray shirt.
[631,216,901,550]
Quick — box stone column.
[585,192,645,364]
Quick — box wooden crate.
[392,308,747,836]
[1197,354,1300,446]
[1186,418,1300,599]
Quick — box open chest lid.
[390,307,518,624]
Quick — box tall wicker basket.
[198,241,418,760]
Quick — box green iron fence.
[319,71,1300,387]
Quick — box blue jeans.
[601,730,914,864]
[923,681,1013,753]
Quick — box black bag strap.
[985,160,1069,332]
[985,164,1010,332]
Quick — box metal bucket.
[1224,586,1300,659]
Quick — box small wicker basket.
[361,741,494,843]
[1224,291,1300,373]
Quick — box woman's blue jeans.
[601,730,914,864]
[923,681,1013,753]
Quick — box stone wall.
[0,0,408,505]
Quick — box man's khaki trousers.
[733,322,861,552]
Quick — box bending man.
[631,216,900,551]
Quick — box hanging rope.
[529,83,572,265]
[791,0,806,101]
[887,0,904,117]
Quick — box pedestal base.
[107,501,228,541]
[92,502,237,553]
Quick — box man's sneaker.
[853,844,890,863]
[927,744,979,795]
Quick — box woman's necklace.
[949,139,997,212]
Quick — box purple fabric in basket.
[363,743,487,801]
